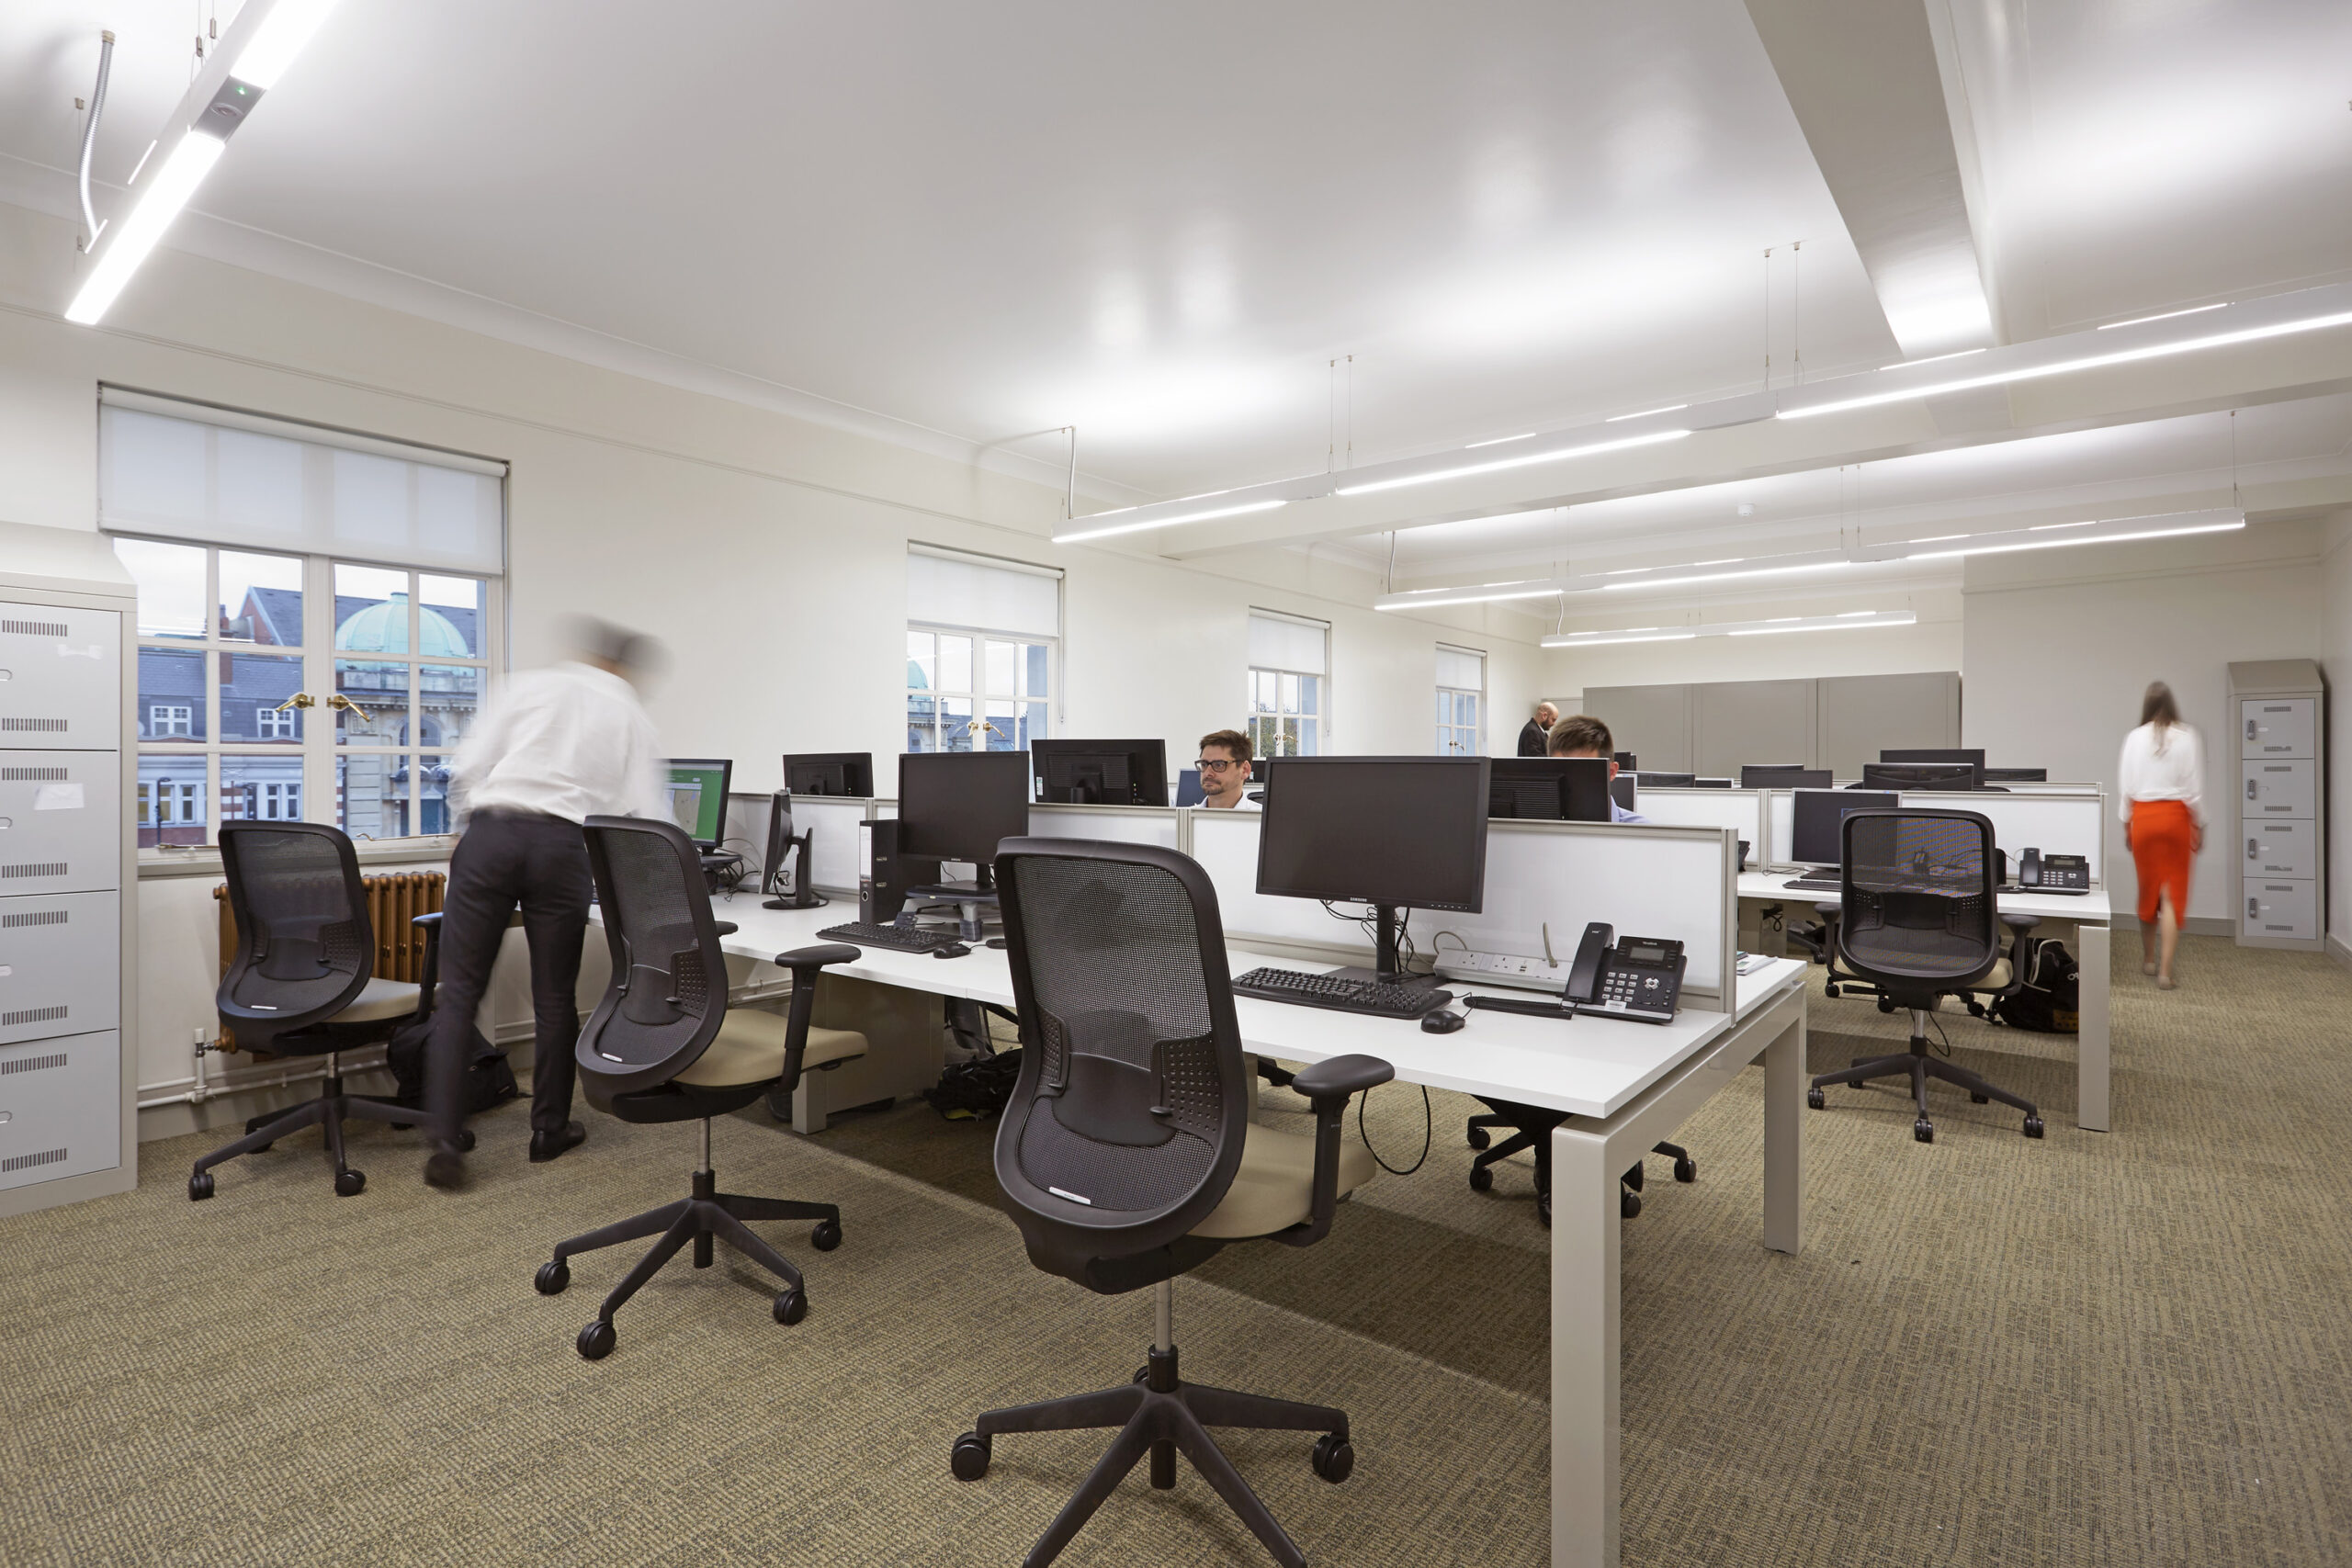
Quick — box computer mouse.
[933,942,972,959]
[1420,1010,1466,1034]
[985,937,1008,950]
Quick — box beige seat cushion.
[330,976,421,1023]
[1970,959,2012,991]
[673,1008,866,1088]
[1190,1122,1376,1240]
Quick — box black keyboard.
[817,920,961,953]
[1231,967,1449,1020]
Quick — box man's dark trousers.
[427,809,593,1145]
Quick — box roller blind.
[907,545,1061,637]
[1437,644,1485,689]
[1248,609,1327,674]
[97,390,506,574]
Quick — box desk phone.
[1568,923,1685,1024]
[2017,848,2090,891]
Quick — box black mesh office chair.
[532,816,866,1359]
[189,823,450,1201]
[950,839,1394,1568]
[1464,1103,1693,1222]
[1806,810,2045,1144]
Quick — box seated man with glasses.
[1196,728,1258,809]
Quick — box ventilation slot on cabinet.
[0,767,70,783]
[1,718,69,734]
[0,909,68,929]
[1,1053,69,1076]
[0,619,71,638]
[0,1147,68,1174]
[2,1005,68,1029]
[1,863,68,881]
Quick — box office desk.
[1736,871,2113,1132]
[613,899,1809,1568]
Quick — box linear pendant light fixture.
[1543,610,1916,648]
[1857,508,2244,563]
[64,0,341,326]
[1055,494,1286,544]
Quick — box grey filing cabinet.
[2229,660,2326,953]
[0,522,139,1217]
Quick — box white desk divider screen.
[1026,802,1183,850]
[1188,810,1737,1004]
[1765,791,1797,869]
[797,796,876,893]
[1623,786,1768,870]
[1896,789,2107,882]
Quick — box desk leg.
[1762,1011,1804,1257]
[2076,922,2110,1133]
[1551,1125,1619,1568]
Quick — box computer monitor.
[1790,788,1897,867]
[1741,765,1831,790]
[1635,772,1697,788]
[1880,748,1985,767]
[1487,758,1611,822]
[783,752,874,797]
[1612,751,1636,772]
[1695,777,1733,788]
[1982,767,2047,784]
[1030,739,1170,807]
[1174,768,1205,807]
[1257,757,1489,983]
[1610,774,1637,814]
[1245,754,1277,801]
[895,751,1031,876]
[1861,761,1978,791]
[662,759,731,851]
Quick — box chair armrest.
[774,942,863,971]
[767,944,865,1094]
[712,920,739,937]
[1813,901,1841,919]
[1273,1054,1396,1250]
[1999,912,2041,931]
[1290,1053,1394,1107]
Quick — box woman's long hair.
[2142,681,2181,751]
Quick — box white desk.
[626,898,1809,1568]
[1736,871,2113,1132]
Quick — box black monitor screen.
[1487,758,1611,822]
[1031,739,1170,807]
[783,751,874,797]
[1861,761,1978,791]
[1742,765,1831,790]
[1880,749,1985,767]
[1981,767,2047,783]
[1257,757,1489,913]
[1636,772,1697,788]
[1791,789,1896,866]
[896,751,1031,863]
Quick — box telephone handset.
[2018,847,2042,888]
[1566,921,1612,1005]
[1566,922,1686,1024]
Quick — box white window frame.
[1436,644,1486,756]
[149,703,193,739]
[905,621,1057,753]
[1247,609,1329,759]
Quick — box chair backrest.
[1836,809,1999,993]
[577,814,728,1099]
[991,838,1250,1285]
[217,823,373,1048]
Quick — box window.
[1247,610,1329,758]
[905,547,1060,754]
[102,394,505,848]
[1436,644,1486,756]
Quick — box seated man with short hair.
[1549,715,1645,822]
[1196,728,1259,809]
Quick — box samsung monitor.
[1487,758,1611,822]
[1635,772,1698,788]
[1741,765,1832,790]
[1791,788,1897,866]
[1880,748,1985,767]
[895,751,1031,873]
[782,751,874,797]
[1861,761,1979,791]
[662,759,732,851]
[1981,767,2048,784]
[1257,756,1489,982]
[1030,739,1170,807]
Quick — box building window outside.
[1436,644,1486,756]
[148,704,193,738]
[1246,610,1329,758]
[903,547,1062,757]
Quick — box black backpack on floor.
[386,1018,520,1114]
[1991,938,2080,1034]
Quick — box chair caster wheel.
[1964,1001,1985,1019]
[187,1171,214,1201]
[1807,1088,1826,1111]
[1914,1119,1934,1145]
[2023,1115,2044,1139]
[577,1319,616,1360]
[774,1288,808,1325]
[1468,1164,1493,1193]
[951,1431,992,1481]
[1823,985,1839,998]
[1971,1092,1989,1103]
[809,1220,842,1252]
[1877,998,1896,1014]
[457,1129,478,1153]
[1673,1156,1697,1184]
[535,1259,570,1295]
[334,1169,366,1197]
[1465,1124,1490,1151]
[1621,1188,1641,1220]
[1538,1190,1552,1227]
[1311,1433,1354,1483]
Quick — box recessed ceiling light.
[1465,433,1536,448]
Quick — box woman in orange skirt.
[2117,682,2204,989]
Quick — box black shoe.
[529,1122,587,1163]
[424,1150,468,1190]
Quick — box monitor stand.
[907,875,999,942]
[1322,903,1439,991]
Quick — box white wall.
[2323,513,2352,961]
[1962,521,2327,926]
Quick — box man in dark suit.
[1516,701,1559,757]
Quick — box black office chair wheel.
[1468,1164,1494,1193]
[773,1288,808,1325]
[951,1431,992,1482]
[2023,1115,2045,1139]
[1621,1188,1641,1220]
[1673,1155,1697,1183]
[1971,1092,1989,1103]
[1807,1087,1826,1111]
[334,1168,366,1197]
[1823,984,1839,998]
[187,1170,214,1201]
[1311,1434,1354,1484]
[1133,1365,1150,1384]
[1964,999,1986,1019]
[457,1128,478,1153]
[577,1318,616,1360]
[535,1259,571,1295]
[809,1220,842,1252]
[1876,998,1896,1014]
[1465,1123,1490,1151]
[1914,1119,1934,1145]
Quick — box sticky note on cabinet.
[33,783,85,811]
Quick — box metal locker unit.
[2228,660,2327,953]
[0,522,138,1216]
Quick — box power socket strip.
[1435,950,1570,993]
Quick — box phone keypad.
[1597,968,1670,1013]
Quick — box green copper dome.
[334,592,469,657]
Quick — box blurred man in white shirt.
[424,621,664,1190]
